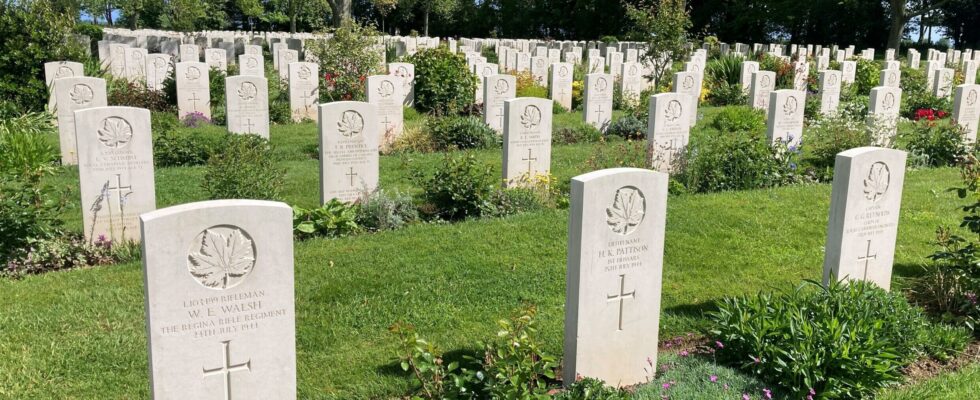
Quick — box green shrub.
[517,83,548,99]
[307,20,384,102]
[409,47,477,115]
[918,323,971,361]
[553,122,603,145]
[758,54,793,89]
[73,22,103,41]
[293,200,361,239]
[710,280,942,399]
[801,112,875,181]
[201,134,284,200]
[153,129,229,167]
[900,119,969,167]
[0,1,89,111]
[208,67,227,125]
[853,58,881,95]
[485,187,546,218]
[356,189,418,232]
[553,377,632,400]
[605,115,646,140]
[705,54,743,86]
[426,115,498,151]
[388,124,437,154]
[107,78,173,112]
[681,130,788,193]
[706,82,747,107]
[417,153,495,220]
[1,233,139,277]
[710,106,765,133]
[586,138,651,171]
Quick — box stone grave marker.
[620,62,644,100]
[147,54,174,91]
[389,63,415,107]
[45,61,85,111]
[531,56,549,85]
[880,68,901,88]
[647,92,691,173]
[502,98,553,187]
[563,167,668,387]
[288,62,319,122]
[226,75,270,139]
[672,71,701,127]
[792,60,809,92]
[473,62,499,105]
[176,62,211,119]
[819,70,842,116]
[584,73,614,130]
[823,147,907,291]
[934,68,955,98]
[239,54,264,77]
[75,106,156,243]
[109,43,129,77]
[140,200,296,400]
[749,70,776,110]
[126,47,148,83]
[550,62,574,111]
[366,75,405,146]
[53,77,107,165]
[484,74,517,133]
[740,61,759,93]
[766,89,806,148]
[180,44,200,62]
[868,86,903,145]
[953,84,980,142]
[841,60,857,84]
[277,49,298,81]
[205,49,228,73]
[318,101,380,203]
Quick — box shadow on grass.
[664,300,719,321]
[376,347,485,378]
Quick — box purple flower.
[710,375,718,382]
[763,388,772,399]
[715,341,724,349]
[662,382,671,390]
[743,394,751,400]
[680,350,689,357]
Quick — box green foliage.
[758,54,793,89]
[710,106,765,133]
[208,67,227,125]
[293,200,361,239]
[801,112,875,181]
[356,189,419,232]
[201,134,285,200]
[900,119,969,167]
[586,138,651,171]
[918,323,971,362]
[73,22,103,41]
[153,129,229,167]
[409,47,477,115]
[426,116,498,151]
[107,78,173,112]
[553,377,631,400]
[308,20,384,102]
[553,122,602,145]
[624,0,690,88]
[705,54,743,86]
[0,1,89,111]
[705,82,747,106]
[605,115,646,140]
[711,280,945,399]
[681,129,789,193]
[853,58,881,96]
[1,233,139,278]
[416,153,495,220]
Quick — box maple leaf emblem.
[185,66,201,81]
[783,96,798,116]
[338,110,364,137]
[761,75,772,88]
[863,162,890,202]
[97,117,133,148]
[664,100,683,122]
[883,93,896,110]
[187,228,256,290]
[378,80,395,98]
[70,84,94,105]
[596,77,608,93]
[968,90,978,107]
[246,57,258,68]
[494,79,510,95]
[683,75,695,90]
[521,105,541,129]
[559,66,569,78]
[238,82,257,101]
[299,66,312,80]
[56,66,75,78]
[606,187,646,236]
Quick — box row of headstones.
[133,146,909,397]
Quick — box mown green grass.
[0,109,972,398]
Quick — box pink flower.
[751,355,761,364]
[680,350,689,357]
[743,394,751,400]
[662,382,670,390]
[710,375,718,382]
[715,341,725,349]
[763,388,772,399]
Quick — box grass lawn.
[0,110,973,398]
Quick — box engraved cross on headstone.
[858,239,878,280]
[243,118,255,134]
[594,103,606,122]
[346,167,358,187]
[202,340,251,400]
[381,115,393,134]
[495,107,505,128]
[301,89,317,113]
[522,148,537,175]
[188,92,202,111]
[606,274,635,331]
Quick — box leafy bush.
[416,153,495,220]
[107,78,173,112]
[484,187,546,218]
[153,129,229,167]
[553,121,603,145]
[409,47,477,115]
[801,112,875,181]
[681,130,789,193]
[586,138,651,171]
[705,54,743,86]
[201,134,285,200]
[426,115,498,151]
[293,200,361,239]
[73,22,103,41]
[758,54,793,89]
[605,115,646,140]
[388,124,437,154]
[307,20,384,102]
[356,189,418,232]
[553,377,631,400]
[710,106,765,133]
[0,1,89,111]
[705,82,747,106]
[900,119,969,167]
[853,58,881,96]
[711,280,945,399]
[2,234,139,277]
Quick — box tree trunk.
[424,10,429,37]
[328,0,351,27]
[105,6,114,26]
[887,0,906,52]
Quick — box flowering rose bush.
[306,20,384,102]
[913,108,950,121]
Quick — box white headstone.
[226,75,270,139]
[934,68,955,98]
[880,68,901,88]
[53,77,107,165]
[550,62,574,111]
[176,62,211,119]
[793,61,809,92]
[109,43,129,77]
[317,102,380,203]
[502,98,553,187]
[563,167,667,387]
[584,73,614,130]
[749,70,776,110]
[823,147,907,291]
[484,74,517,133]
[766,89,806,147]
[953,84,980,142]
[964,61,978,85]
[75,106,156,243]
[621,62,645,100]
[868,86,903,144]
[841,61,857,84]
[45,61,85,111]
[819,70,842,116]
[140,200,296,400]
[530,56,549,85]
[288,62,319,122]
[740,61,759,93]
[205,48,228,73]
[366,75,405,145]
[180,44,200,62]
[239,54,264,77]
[388,63,415,106]
[672,71,701,127]
[147,54,174,91]
[647,93,691,173]
[277,49,298,81]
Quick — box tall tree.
[887,0,950,51]
[371,0,398,33]
[327,0,352,26]
[400,0,456,36]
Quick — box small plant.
[410,47,477,115]
[356,189,418,232]
[2,234,139,277]
[553,122,602,145]
[107,79,173,112]
[426,116,498,151]
[388,124,438,154]
[802,112,875,181]
[293,200,361,239]
[680,129,789,193]
[605,115,646,140]
[416,153,495,220]
[153,128,229,167]
[181,111,212,128]
[201,134,284,201]
[900,118,969,167]
[553,377,632,400]
[710,106,765,133]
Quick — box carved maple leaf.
[97,117,132,148]
[377,81,395,98]
[188,229,255,289]
[238,82,257,101]
[606,187,645,235]
[70,84,94,105]
[664,100,682,122]
[863,162,890,202]
[521,105,541,129]
[338,110,364,137]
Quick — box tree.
[887,0,950,51]
[371,0,398,33]
[165,0,207,31]
[117,0,147,29]
[625,0,691,89]
[236,0,264,30]
[400,0,457,36]
[326,0,352,26]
